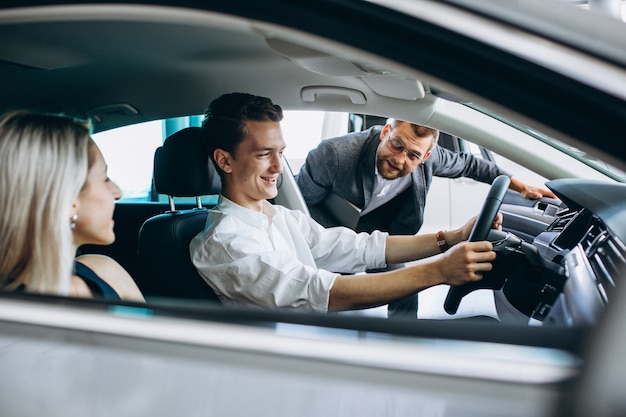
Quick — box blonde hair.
[0,110,91,295]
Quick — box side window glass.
[458,136,547,184]
[346,113,547,185]
[492,151,548,185]
[92,120,162,201]
[467,141,484,158]
[281,110,349,174]
[461,138,495,162]
[444,134,548,184]
[92,116,217,205]
[349,114,387,132]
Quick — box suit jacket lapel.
[359,130,381,209]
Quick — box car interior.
[3,2,626,416]
[0,2,616,332]
[79,112,626,335]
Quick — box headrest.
[153,127,222,197]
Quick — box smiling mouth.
[261,176,277,183]
[386,160,400,171]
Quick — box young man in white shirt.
[190,92,499,313]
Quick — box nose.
[391,150,408,165]
[111,180,122,201]
[271,153,283,173]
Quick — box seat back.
[136,127,222,302]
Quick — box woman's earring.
[70,214,78,230]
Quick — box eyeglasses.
[385,138,424,163]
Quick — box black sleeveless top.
[74,261,121,301]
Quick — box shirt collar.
[216,194,277,228]
[373,161,412,190]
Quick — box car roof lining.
[2,2,625,170]
[0,5,438,132]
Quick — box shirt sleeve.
[191,208,388,312]
[298,212,388,274]
[192,226,338,312]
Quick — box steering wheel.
[443,175,510,315]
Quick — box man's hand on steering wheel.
[459,213,503,241]
[435,240,497,286]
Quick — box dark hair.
[201,92,283,176]
[388,119,440,150]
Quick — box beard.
[376,157,409,180]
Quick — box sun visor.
[360,74,425,100]
[265,37,366,76]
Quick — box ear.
[213,148,232,174]
[379,123,392,141]
[421,150,432,162]
[71,200,79,217]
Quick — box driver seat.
[136,127,222,302]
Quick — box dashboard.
[504,179,626,327]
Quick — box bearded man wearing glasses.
[296,118,556,318]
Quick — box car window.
[470,103,626,182]
[283,111,551,237]
[347,113,547,186]
[280,109,548,183]
[92,116,219,206]
[458,137,548,186]
[92,120,163,201]
[93,112,346,204]
[281,110,349,173]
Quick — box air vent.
[547,208,579,232]
[583,218,626,304]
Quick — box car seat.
[136,126,222,302]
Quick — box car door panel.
[500,194,561,241]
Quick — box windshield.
[468,103,626,182]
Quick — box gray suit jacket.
[296,126,509,235]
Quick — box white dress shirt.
[190,195,388,312]
[360,164,412,216]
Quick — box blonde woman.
[0,110,144,301]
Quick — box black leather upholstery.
[137,127,222,302]
[153,127,221,198]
